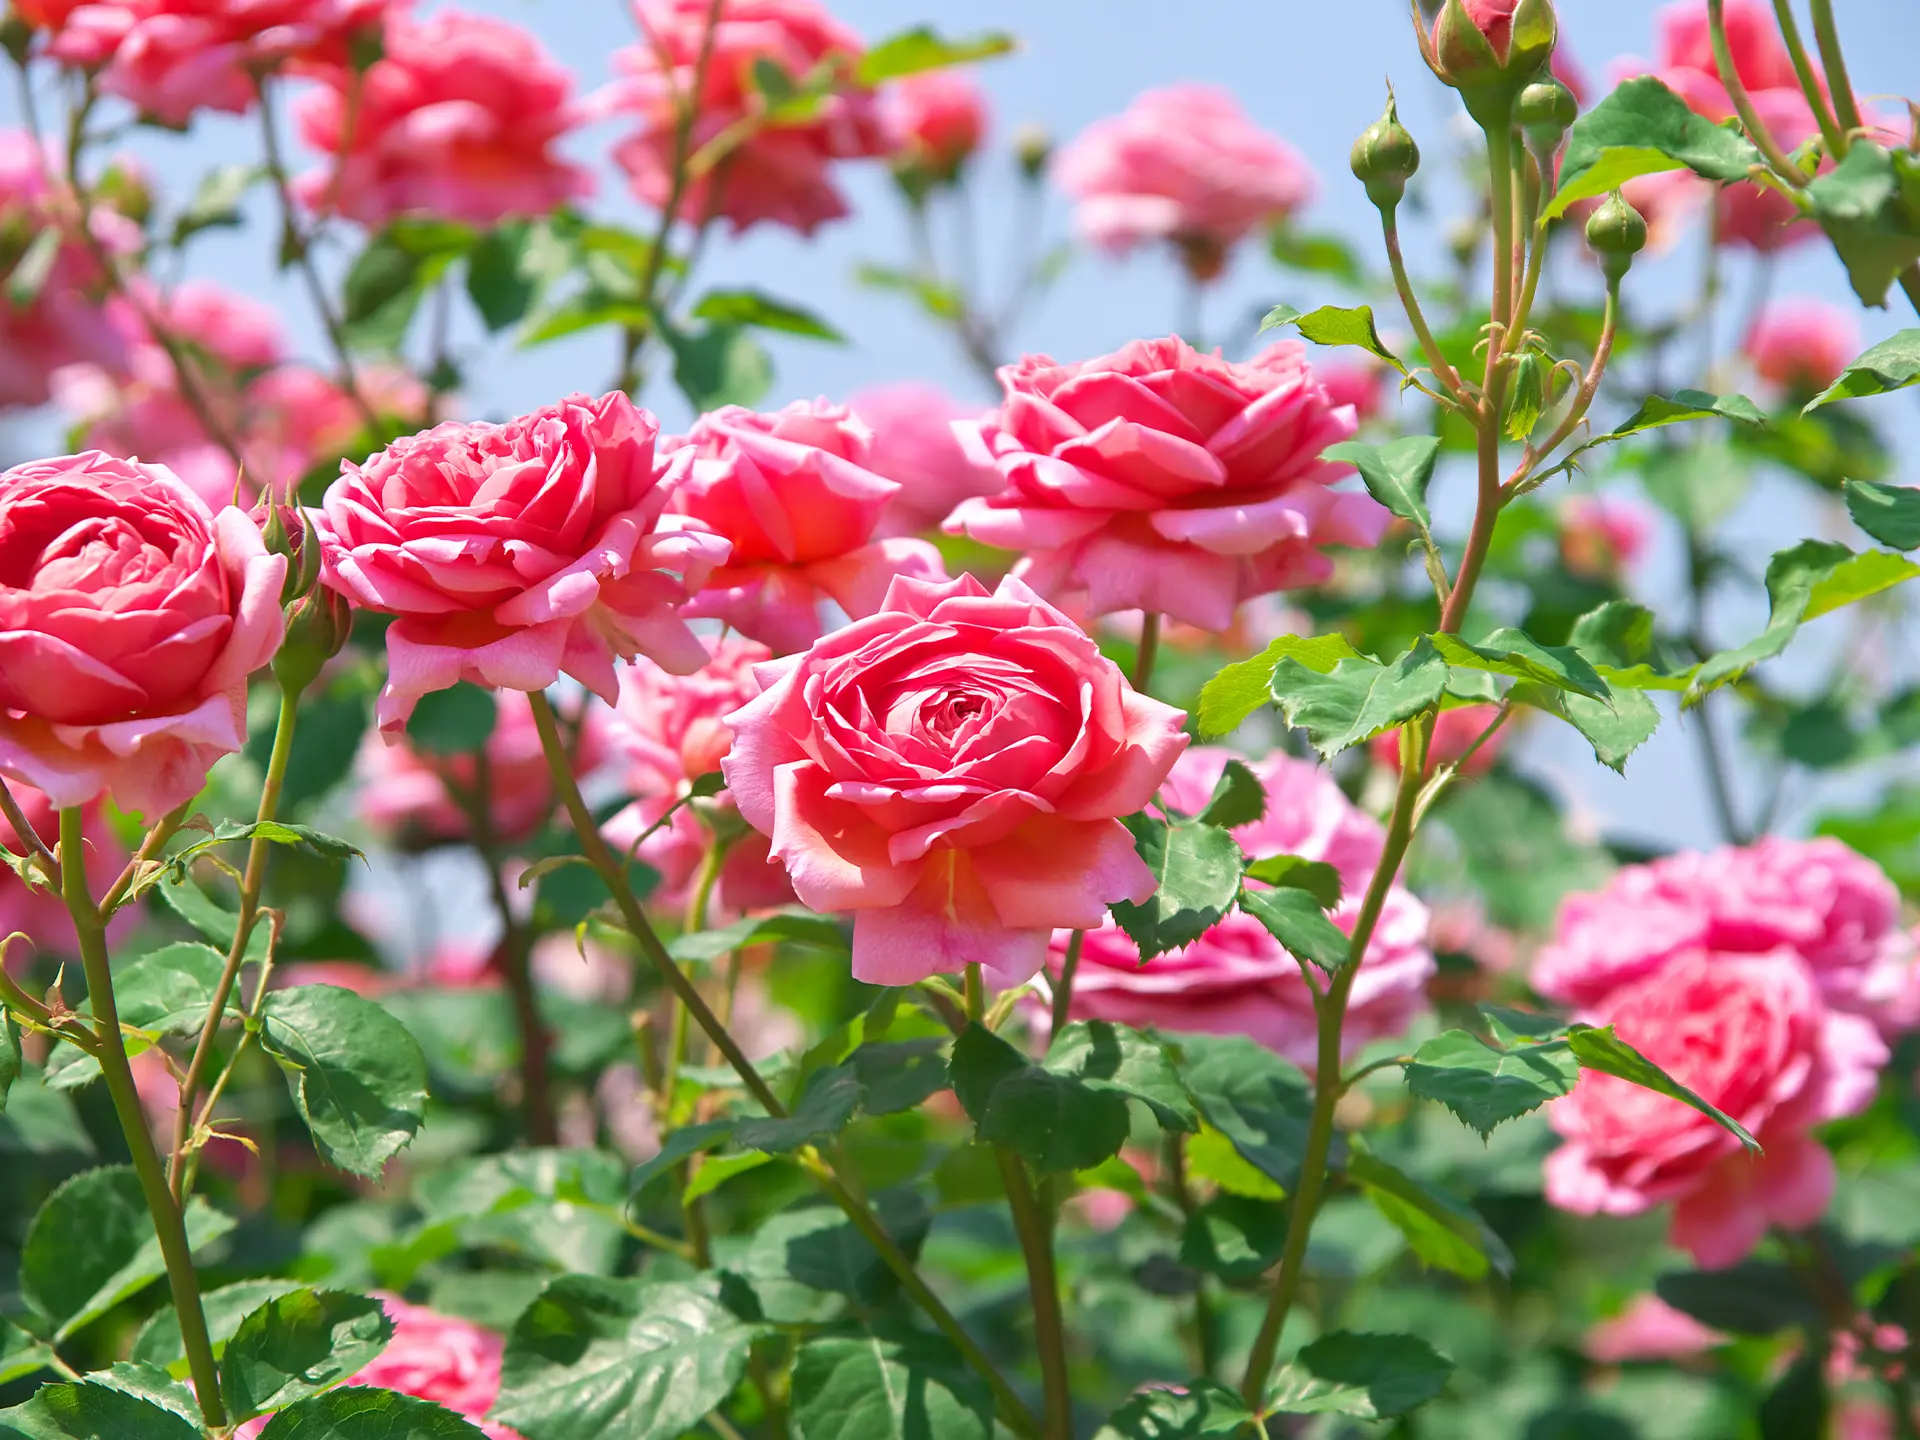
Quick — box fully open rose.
[313,391,730,731]
[722,572,1189,983]
[0,452,285,817]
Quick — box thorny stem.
[1805,0,1865,140]
[58,809,227,1429]
[997,1147,1074,1440]
[1769,0,1848,160]
[0,778,58,882]
[1506,279,1621,496]
[1707,0,1814,185]
[1382,213,1471,406]
[1133,612,1162,695]
[99,802,192,917]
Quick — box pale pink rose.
[1052,746,1432,1068]
[1533,836,1920,1036]
[1560,494,1654,580]
[0,452,285,819]
[882,69,987,180]
[356,689,612,846]
[0,786,126,960]
[1054,85,1313,267]
[312,391,730,732]
[1545,947,1885,1269]
[849,384,1002,538]
[669,400,945,654]
[1316,360,1388,424]
[1585,1294,1727,1364]
[294,7,592,227]
[948,337,1387,632]
[1745,298,1861,394]
[1369,702,1507,777]
[602,635,796,916]
[722,572,1189,984]
[598,0,885,236]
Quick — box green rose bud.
[1584,189,1647,284]
[1351,92,1422,212]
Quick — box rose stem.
[170,679,302,1197]
[1132,612,1162,695]
[527,689,1043,1440]
[1048,929,1084,1037]
[58,809,227,1429]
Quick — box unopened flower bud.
[1013,123,1051,181]
[1417,0,1559,130]
[1,14,34,67]
[272,585,352,695]
[1516,76,1577,156]
[1351,92,1421,212]
[1585,189,1646,283]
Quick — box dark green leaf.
[1238,885,1351,973]
[1046,1020,1197,1131]
[790,1330,992,1440]
[0,1011,17,1112]
[0,1320,57,1387]
[1266,1331,1453,1418]
[257,1388,491,1439]
[735,1064,865,1152]
[465,222,539,333]
[0,1382,201,1440]
[1093,1381,1256,1439]
[1606,389,1767,437]
[1176,1033,1320,1191]
[1179,1194,1287,1282]
[668,911,849,965]
[132,1280,306,1376]
[975,1066,1130,1173]
[404,681,496,756]
[156,878,264,952]
[1760,1348,1827,1440]
[850,1038,949,1116]
[1546,75,1764,219]
[1565,1024,1759,1149]
[627,1120,734,1198]
[1432,629,1610,700]
[1192,757,1264,829]
[1345,1148,1512,1280]
[491,1276,757,1440]
[1109,815,1244,959]
[1262,304,1407,376]
[1845,479,1920,551]
[691,288,845,342]
[223,1289,394,1421]
[663,322,773,413]
[1806,329,1920,409]
[1243,855,1342,908]
[767,1191,931,1303]
[1196,634,1364,739]
[948,1023,1030,1122]
[1807,143,1920,307]
[1322,437,1439,532]
[855,27,1014,84]
[342,236,427,353]
[1270,639,1449,761]
[260,985,429,1176]
[1404,1029,1578,1137]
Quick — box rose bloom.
[357,689,612,847]
[1545,947,1885,1269]
[881,69,987,181]
[722,572,1188,984]
[603,636,796,916]
[294,7,592,227]
[1745,298,1861,395]
[598,0,885,235]
[849,383,1002,538]
[1054,85,1313,274]
[669,400,945,654]
[1585,1294,1727,1365]
[0,452,285,818]
[1316,359,1388,425]
[0,787,127,961]
[1533,835,1920,1035]
[1051,746,1433,1068]
[313,391,730,732]
[1368,702,1507,777]
[1559,493,1653,581]
[948,337,1387,632]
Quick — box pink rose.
[669,400,945,654]
[948,337,1387,632]
[0,786,126,960]
[1559,493,1653,580]
[1316,360,1388,425]
[357,689,612,846]
[313,391,730,732]
[599,0,885,236]
[849,383,1002,538]
[1533,836,1920,1035]
[1054,85,1314,271]
[721,572,1189,984]
[294,8,592,227]
[1369,702,1507,777]
[603,635,796,916]
[882,69,987,180]
[1545,947,1885,1269]
[1745,298,1861,394]
[1052,746,1433,1068]
[1585,1295,1726,1364]
[0,452,285,818]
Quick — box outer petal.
[850,850,1051,984]
[969,815,1155,929]
[770,761,919,913]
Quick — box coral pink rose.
[850,383,1002,538]
[1052,746,1432,1067]
[669,400,945,654]
[1316,360,1388,424]
[1369,702,1507,777]
[722,572,1189,984]
[1560,493,1653,580]
[0,452,285,818]
[1545,947,1885,1269]
[604,636,795,916]
[1745,298,1861,394]
[1055,85,1313,274]
[0,787,127,960]
[599,0,885,235]
[357,689,612,846]
[1585,1295,1727,1364]
[294,8,592,227]
[948,337,1387,632]
[1533,836,1920,1035]
[882,69,987,181]
[314,391,729,732]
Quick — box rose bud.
[1585,189,1648,283]
[1416,0,1559,127]
[1516,75,1578,157]
[1351,90,1421,212]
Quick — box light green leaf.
[1689,540,1854,698]
[1262,303,1408,376]
[1805,548,1920,620]
[1238,885,1351,974]
[132,1279,306,1376]
[1243,854,1342,908]
[112,942,236,1036]
[1545,75,1765,219]
[1345,1148,1512,1280]
[1404,1028,1579,1137]
[1196,633,1364,739]
[1266,1331,1453,1418]
[1510,681,1661,773]
[1108,816,1245,958]
[0,1320,58,1387]
[1605,389,1767,438]
[1322,437,1439,531]
[691,288,845,342]
[1807,143,1920,307]
[790,1331,992,1440]
[1807,330,1920,409]
[1270,639,1450,761]
[223,1289,394,1421]
[1093,1381,1256,1439]
[1566,1024,1760,1151]
[260,985,429,1177]
[171,162,264,246]
[1432,629,1611,700]
[627,1121,734,1198]
[855,27,1014,84]
[0,1381,201,1440]
[668,911,849,964]
[1845,479,1920,551]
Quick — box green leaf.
[849,1038,949,1116]
[223,1289,394,1421]
[1268,225,1370,287]
[1605,389,1767,438]
[855,27,1014,84]
[132,1279,306,1376]
[1045,1020,1197,1131]
[1322,437,1439,531]
[1806,329,1920,409]
[22,1166,236,1341]
[1845,479,1920,550]
[0,1011,18,1112]
[1689,540,1855,698]
[171,162,263,246]
[1404,1028,1579,1137]
[1270,639,1449,761]
[465,222,539,332]
[1108,815,1244,960]
[790,1330,992,1440]
[405,681,496,756]
[0,1382,202,1440]
[1093,1382,1256,1439]
[113,942,235,1035]
[1345,1148,1513,1280]
[763,1191,931,1304]
[259,985,429,1176]
[1196,633,1364,739]
[1511,681,1661,773]
[1176,1033,1320,1192]
[1243,855,1342,908]
[1238,885,1351,973]
[628,1120,735,1198]
[1806,548,1920,620]
[691,288,845,342]
[947,1023,1030,1121]
[156,878,268,954]
[491,1276,757,1440]
[1194,758,1265,828]
[1431,629,1610,700]
[853,263,964,321]
[735,1063,865,1152]
[342,236,428,353]
[1545,74,1764,219]
[957,1031,1130,1173]
[1267,1331,1453,1418]
[1565,1024,1761,1151]
[663,322,773,414]
[0,1320,58,1387]
[1262,303,1408,376]
[668,911,849,965]
[1760,1348,1828,1440]
[257,1387,491,1439]
[1807,142,1920,307]
[1179,1193,1287,1282]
